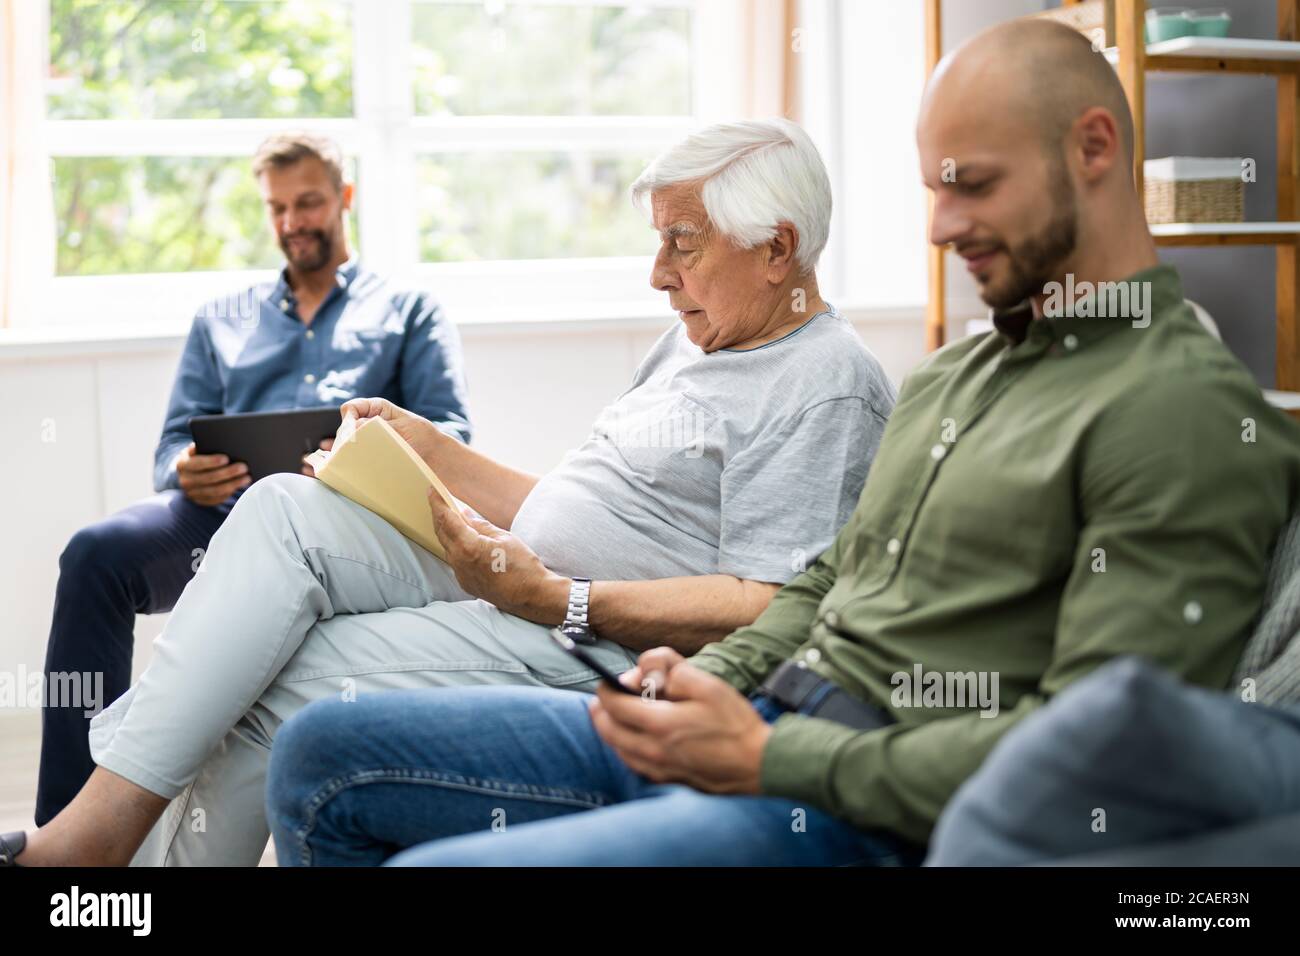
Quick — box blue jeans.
[266,684,922,866]
[36,489,234,824]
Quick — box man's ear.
[766,222,800,281]
[1073,106,1122,184]
[341,182,355,212]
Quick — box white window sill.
[0,302,925,362]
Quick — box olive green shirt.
[689,264,1300,846]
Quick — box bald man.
[254,20,1300,867]
[922,18,1145,317]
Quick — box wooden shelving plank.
[1104,36,1300,75]
[1142,36,1300,60]
[1149,54,1300,75]
[1150,221,1300,246]
[1264,388,1300,409]
[1277,0,1299,391]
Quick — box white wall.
[0,309,925,719]
[824,0,1049,334]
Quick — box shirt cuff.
[759,712,859,806]
[153,437,192,492]
[686,651,759,695]
[154,462,180,492]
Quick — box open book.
[305,414,459,561]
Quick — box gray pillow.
[926,657,1300,866]
[1234,513,1300,705]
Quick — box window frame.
[38,0,710,326]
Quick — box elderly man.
[2,118,895,867]
[253,20,1300,867]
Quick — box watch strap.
[563,577,595,644]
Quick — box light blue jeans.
[83,473,636,865]
[266,685,924,866]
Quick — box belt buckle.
[772,659,817,709]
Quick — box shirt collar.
[335,255,361,289]
[269,256,362,308]
[991,264,1185,348]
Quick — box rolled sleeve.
[153,317,224,492]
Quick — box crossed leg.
[19,472,473,865]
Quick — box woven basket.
[1144,158,1245,224]
[1030,0,1113,49]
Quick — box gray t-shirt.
[510,309,896,583]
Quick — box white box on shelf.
[1144,157,1246,181]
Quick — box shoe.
[0,831,27,866]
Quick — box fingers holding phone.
[625,646,686,700]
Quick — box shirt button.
[1063,334,1079,351]
[305,329,315,340]
[823,610,840,629]
[280,298,291,311]
[930,443,947,460]
[1183,600,1203,625]
[886,537,901,555]
[805,647,822,665]
[304,373,316,384]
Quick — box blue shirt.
[153,258,471,492]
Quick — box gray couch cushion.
[1041,810,1300,866]
[926,657,1300,866]
[1233,513,1300,705]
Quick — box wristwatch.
[559,577,596,645]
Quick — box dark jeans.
[267,684,925,866]
[35,489,233,824]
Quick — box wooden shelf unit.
[922,0,1300,396]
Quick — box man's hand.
[617,646,687,699]
[300,437,333,478]
[340,397,445,465]
[426,487,569,624]
[588,654,773,795]
[174,442,251,506]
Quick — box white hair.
[631,118,832,274]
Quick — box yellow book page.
[307,416,459,562]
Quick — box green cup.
[1187,10,1231,37]
[1145,7,1192,43]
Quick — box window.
[42,0,700,322]
[47,0,355,277]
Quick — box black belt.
[757,659,895,733]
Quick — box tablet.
[190,406,344,482]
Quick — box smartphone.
[549,628,639,695]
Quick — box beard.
[280,228,333,273]
[975,159,1079,311]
